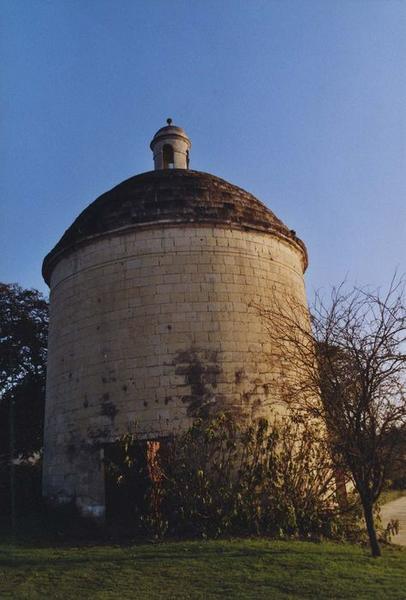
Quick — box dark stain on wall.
[87,426,110,441]
[66,443,76,463]
[174,348,222,418]
[235,368,246,384]
[100,393,119,420]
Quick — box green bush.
[108,414,364,541]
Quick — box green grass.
[1,537,405,599]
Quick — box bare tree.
[258,276,406,557]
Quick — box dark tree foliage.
[0,283,48,459]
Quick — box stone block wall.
[42,224,307,517]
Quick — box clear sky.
[1,0,405,298]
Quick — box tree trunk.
[362,500,381,557]
[9,398,16,535]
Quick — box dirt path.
[381,496,406,546]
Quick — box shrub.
[107,414,364,541]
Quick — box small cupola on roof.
[150,118,191,170]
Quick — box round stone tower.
[42,120,309,519]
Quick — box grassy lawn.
[1,537,405,599]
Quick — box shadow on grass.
[1,511,392,570]
[1,538,370,571]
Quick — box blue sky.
[1,0,405,298]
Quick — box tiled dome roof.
[42,169,307,284]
